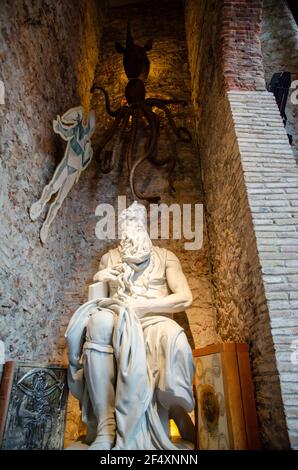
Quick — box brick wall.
[221,0,265,91]
[186,0,296,449]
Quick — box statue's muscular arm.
[93,250,193,316]
[129,250,193,316]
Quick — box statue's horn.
[126,21,134,49]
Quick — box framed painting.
[193,343,261,450]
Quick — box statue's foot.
[29,201,43,221]
[88,436,113,451]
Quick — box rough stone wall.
[261,0,298,162]
[186,0,293,449]
[0,0,102,364]
[185,0,219,138]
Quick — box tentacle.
[129,104,160,203]
[145,106,178,193]
[167,149,178,195]
[95,108,125,173]
[146,100,192,143]
[145,107,176,179]
[132,105,177,198]
[145,97,187,107]
[106,108,131,173]
[90,85,119,117]
[126,108,138,174]
[146,111,160,165]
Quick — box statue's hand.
[93,267,120,283]
[126,298,148,317]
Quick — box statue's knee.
[87,309,115,345]
[175,331,191,353]
[164,320,184,343]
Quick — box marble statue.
[30,106,95,243]
[65,202,195,450]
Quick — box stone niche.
[64,0,218,445]
[1,0,217,448]
[1,0,297,450]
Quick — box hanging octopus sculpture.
[91,23,192,203]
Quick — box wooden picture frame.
[193,343,261,450]
[0,361,16,446]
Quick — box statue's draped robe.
[65,247,194,450]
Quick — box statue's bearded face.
[120,226,152,265]
[119,202,152,266]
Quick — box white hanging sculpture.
[29,106,96,243]
[65,201,195,450]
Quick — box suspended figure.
[91,23,192,203]
[30,106,95,243]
